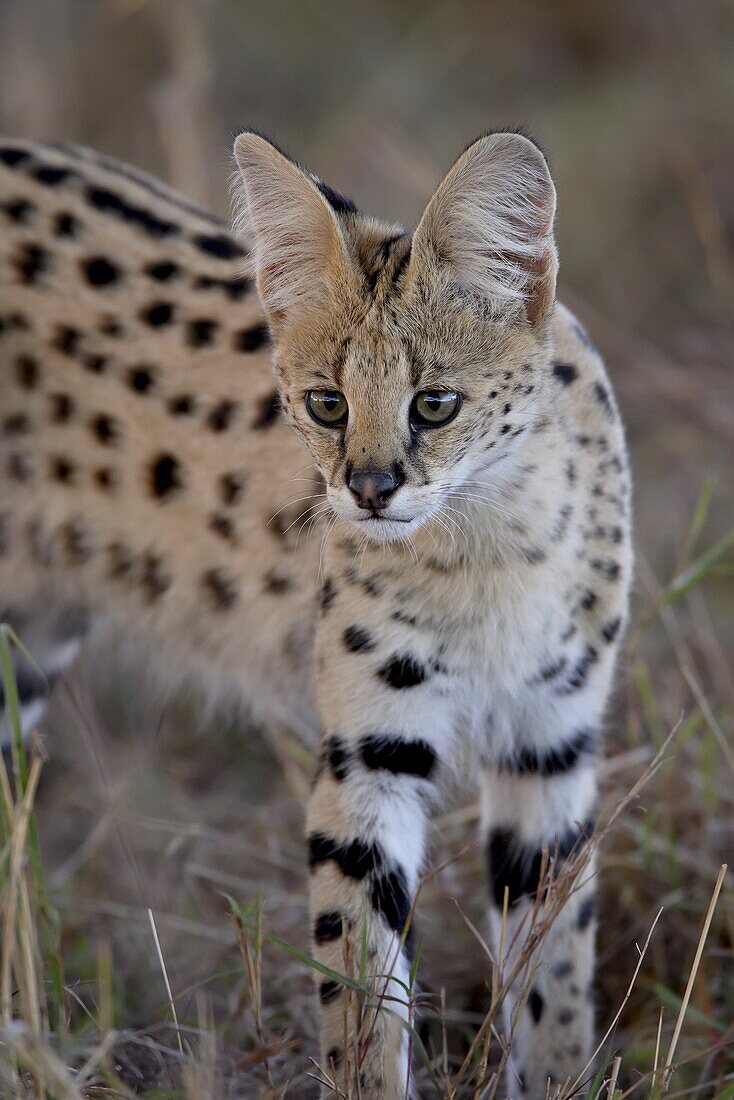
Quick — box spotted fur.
[0,132,632,1098]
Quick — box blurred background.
[1,1,732,1095]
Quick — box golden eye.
[306,390,348,427]
[410,390,462,428]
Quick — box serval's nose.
[347,466,403,511]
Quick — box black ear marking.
[312,178,357,215]
[235,127,358,215]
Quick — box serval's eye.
[410,390,462,429]
[306,390,348,427]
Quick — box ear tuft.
[232,132,353,324]
[411,132,557,325]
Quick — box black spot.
[150,453,182,499]
[590,557,621,581]
[552,362,578,386]
[99,316,123,338]
[327,1047,342,1070]
[360,736,436,779]
[94,467,117,491]
[91,414,119,445]
[534,656,567,683]
[34,165,72,186]
[208,400,238,432]
[142,300,174,327]
[82,353,108,374]
[128,366,156,394]
[192,232,245,260]
[326,736,349,781]
[500,423,511,435]
[319,980,342,1005]
[528,989,544,1023]
[263,570,293,594]
[343,625,375,653]
[15,355,39,389]
[371,867,411,935]
[145,260,180,282]
[186,318,217,347]
[251,390,280,430]
[558,1009,574,1025]
[308,833,381,880]
[319,577,336,614]
[54,212,80,237]
[551,504,573,542]
[3,413,31,435]
[209,513,236,542]
[580,589,597,612]
[108,541,134,580]
[8,453,32,481]
[48,325,79,360]
[577,896,596,930]
[3,198,34,223]
[87,186,178,238]
[601,617,622,643]
[50,456,75,483]
[62,518,92,562]
[487,821,594,908]
[594,382,614,418]
[497,728,596,777]
[82,256,121,287]
[314,912,344,944]
[378,654,426,689]
[168,394,197,416]
[194,273,251,300]
[203,567,238,610]
[234,324,270,352]
[14,243,52,285]
[141,553,171,602]
[557,644,599,695]
[0,147,30,167]
[219,471,246,505]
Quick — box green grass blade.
[660,523,734,607]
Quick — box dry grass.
[1,1,733,1096]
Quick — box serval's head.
[233,129,557,544]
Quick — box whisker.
[267,492,326,524]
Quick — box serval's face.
[234,130,558,543]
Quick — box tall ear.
[411,132,557,325]
[232,132,354,328]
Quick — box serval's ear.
[233,131,355,330]
[410,132,557,326]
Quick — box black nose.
[347,467,403,511]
